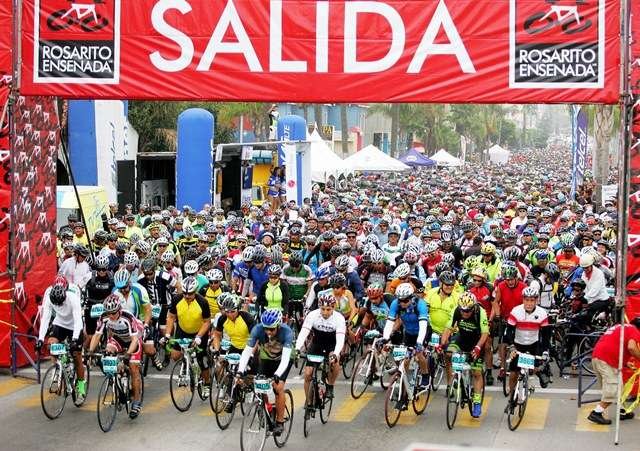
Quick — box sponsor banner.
[0,77,11,367]
[570,106,588,199]
[0,95,58,367]
[626,0,640,320]
[20,0,619,103]
[601,184,617,205]
[0,0,10,75]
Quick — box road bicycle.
[350,332,396,399]
[426,333,446,392]
[285,298,304,337]
[240,377,294,451]
[47,0,109,32]
[212,351,253,430]
[523,3,591,35]
[303,354,333,437]
[504,351,545,431]
[40,341,90,419]
[341,325,367,379]
[446,352,485,430]
[384,345,430,428]
[168,338,208,412]
[142,304,164,377]
[96,354,144,432]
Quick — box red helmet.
[53,275,68,290]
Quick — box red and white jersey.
[507,305,549,346]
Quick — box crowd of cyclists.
[36,145,626,439]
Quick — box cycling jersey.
[507,304,549,346]
[282,263,312,300]
[86,272,114,304]
[495,280,526,318]
[216,311,255,350]
[295,309,346,356]
[247,323,294,361]
[95,310,142,344]
[362,297,390,330]
[248,265,269,296]
[202,286,224,317]
[425,287,459,335]
[114,283,150,321]
[387,297,429,336]
[447,306,489,352]
[38,286,83,342]
[469,284,493,316]
[170,296,211,335]
[257,280,289,311]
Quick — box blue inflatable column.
[176,109,215,210]
[276,115,306,203]
[68,100,98,185]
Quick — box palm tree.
[340,104,349,157]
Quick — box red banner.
[19,0,619,103]
[626,1,640,320]
[0,95,58,367]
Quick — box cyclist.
[162,277,212,398]
[386,262,423,296]
[36,280,87,402]
[467,267,497,385]
[237,309,294,436]
[58,243,92,290]
[357,282,390,332]
[200,268,228,322]
[212,294,255,355]
[282,251,313,324]
[380,283,430,388]
[494,265,526,382]
[304,266,331,312]
[256,264,290,313]
[425,271,459,338]
[439,291,489,418]
[503,286,551,398]
[89,294,144,418]
[324,273,357,323]
[296,292,345,401]
[84,254,114,349]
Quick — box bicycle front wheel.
[380,353,397,390]
[430,353,445,392]
[507,376,528,431]
[446,377,461,429]
[96,376,118,433]
[170,359,194,412]
[240,402,267,451]
[40,364,67,420]
[351,352,373,399]
[214,375,236,430]
[274,389,294,448]
[412,381,430,415]
[319,382,333,424]
[342,343,355,379]
[384,375,403,428]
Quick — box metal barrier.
[11,331,40,383]
[555,330,603,407]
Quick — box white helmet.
[394,262,411,279]
[424,241,439,254]
[579,253,595,268]
[161,250,175,263]
[184,260,199,275]
[124,252,139,267]
[242,246,255,262]
[206,268,224,282]
[335,255,350,271]
[395,283,415,300]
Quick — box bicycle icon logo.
[524,3,592,35]
[47,1,109,32]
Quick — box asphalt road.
[0,364,637,451]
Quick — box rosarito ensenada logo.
[510,0,604,88]
[34,0,121,84]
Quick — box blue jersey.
[248,265,269,296]
[247,323,294,360]
[363,298,390,330]
[233,261,251,280]
[387,298,429,336]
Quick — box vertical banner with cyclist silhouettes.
[0,96,58,367]
[33,0,120,83]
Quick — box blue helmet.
[261,308,283,328]
[316,266,331,280]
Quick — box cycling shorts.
[51,325,84,345]
[258,358,293,381]
[107,336,142,364]
[508,342,541,372]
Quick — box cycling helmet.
[253,245,267,263]
[535,249,550,261]
[502,265,518,279]
[480,243,496,255]
[441,253,456,266]
[335,255,350,271]
[115,241,130,252]
[206,268,224,282]
[113,269,130,289]
[395,283,415,301]
[53,275,69,290]
[424,242,439,254]
[95,254,110,270]
[458,292,477,310]
[129,233,141,244]
[371,248,385,264]
[161,250,175,264]
[430,222,441,232]
[270,245,284,266]
[576,222,588,232]
[441,231,453,242]
[504,229,518,241]
[183,276,198,294]
[49,284,66,306]
[434,262,451,277]
[471,267,488,280]
[183,225,194,238]
[329,245,343,258]
[394,262,411,279]
[388,224,401,236]
[321,231,335,241]
[60,229,74,240]
[261,308,283,328]
[545,262,560,282]
[318,291,336,307]
[124,252,139,267]
[366,282,385,298]
[439,270,456,286]
[74,244,90,257]
[220,294,241,311]
[184,260,199,275]
[365,234,379,247]
[403,250,418,264]
[330,273,347,288]
[268,264,282,276]
[288,251,303,267]
[141,258,156,273]
[503,246,522,262]
[103,294,122,314]
[579,253,595,268]
[522,286,540,298]
[316,266,331,280]
[136,241,151,254]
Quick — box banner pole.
[614,0,632,445]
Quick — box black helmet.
[289,251,303,266]
[330,273,347,288]
[141,258,156,273]
[434,262,451,277]
[330,245,343,257]
[439,271,456,286]
[49,284,66,306]
[74,244,90,257]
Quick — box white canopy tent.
[343,144,410,172]
[487,144,511,165]
[431,149,462,167]
[308,129,351,182]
